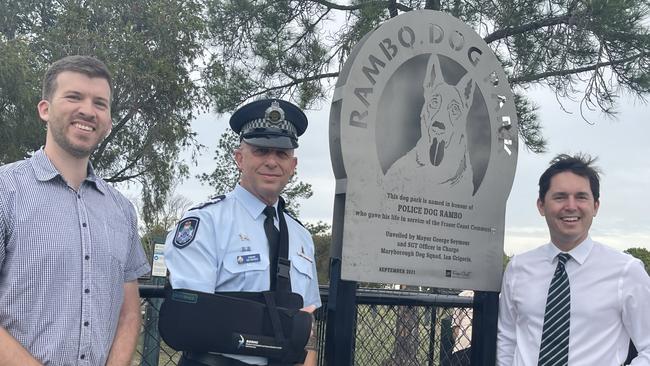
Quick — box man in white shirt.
[496,153,650,366]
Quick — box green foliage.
[197,129,313,216]
[202,0,650,152]
[0,0,207,225]
[312,230,332,285]
[625,247,650,274]
[503,251,512,270]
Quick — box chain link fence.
[133,286,474,366]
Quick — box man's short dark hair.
[538,153,601,202]
[42,55,113,101]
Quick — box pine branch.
[307,0,411,12]
[509,51,649,84]
[244,71,340,101]
[484,14,575,44]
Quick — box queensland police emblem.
[173,217,200,248]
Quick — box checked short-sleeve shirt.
[0,149,150,365]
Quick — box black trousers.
[178,352,251,366]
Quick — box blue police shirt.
[164,184,321,365]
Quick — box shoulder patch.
[189,194,226,211]
[173,217,200,248]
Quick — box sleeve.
[123,201,151,281]
[496,259,517,366]
[164,209,219,293]
[0,182,7,269]
[621,259,650,366]
[303,236,322,309]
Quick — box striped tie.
[538,253,571,366]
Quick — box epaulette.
[283,208,305,228]
[189,194,226,211]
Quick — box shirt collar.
[30,148,106,195]
[233,184,278,220]
[545,237,593,265]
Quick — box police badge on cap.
[229,99,308,149]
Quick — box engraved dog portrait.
[384,53,476,196]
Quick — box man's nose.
[77,99,96,120]
[264,153,279,167]
[564,196,578,210]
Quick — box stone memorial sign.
[329,10,518,291]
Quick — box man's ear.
[37,100,50,123]
[234,148,243,170]
[291,156,298,173]
[537,198,545,216]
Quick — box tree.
[136,186,193,259]
[306,221,332,284]
[203,0,650,152]
[0,0,207,218]
[625,247,650,274]
[197,129,314,216]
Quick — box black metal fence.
[133,285,474,366]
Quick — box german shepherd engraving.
[384,54,475,196]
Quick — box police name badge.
[237,254,261,264]
[173,217,200,248]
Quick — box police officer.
[164,99,321,366]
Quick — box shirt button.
[80,354,85,359]
[84,321,89,326]
[82,223,87,227]
[84,288,90,294]
[77,194,81,199]
[85,255,90,260]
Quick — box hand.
[300,305,317,314]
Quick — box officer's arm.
[298,350,317,366]
[106,281,141,366]
[0,328,42,365]
[164,211,219,292]
[296,305,318,366]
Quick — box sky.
[174,85,649,256]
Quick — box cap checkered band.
[241,118,297,135]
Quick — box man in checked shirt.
[0,55,150,365]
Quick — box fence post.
[141,277,165,366]
[440,316,454,366]
[325,192,357,366]
[470,291,499,366]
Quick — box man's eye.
[253,148,269,156]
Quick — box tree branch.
[509,51,649,84]
[388,0,398,17]
[244,71,340,101]
[483,14,575,44]
[105,170,147,183]
[94,104,139,163]
[307,0,411,12]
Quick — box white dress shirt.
[497,238,650,366]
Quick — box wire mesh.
[134,287,473,366]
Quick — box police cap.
[229,99,308,149]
